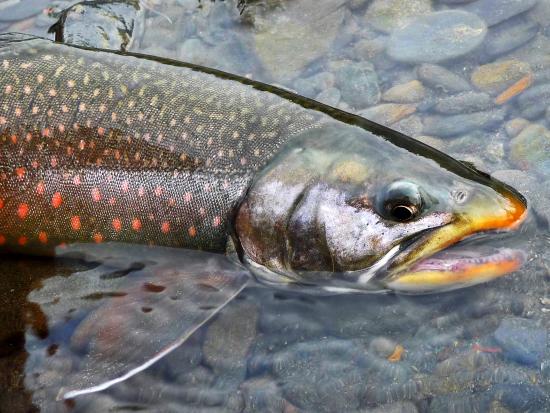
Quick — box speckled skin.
[0,33,321,254]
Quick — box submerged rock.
[462,0,539,27]
[364,0,432,33]
[382,80,426,103]
[417,64,472,93]
[509,123,550,173]
[493,317,546,366]
[471,60,532,95]
[332,60,380,109]
[0,0,44,22]
[358,103,416,126]
[481,17,539,61]
[434,91,492,114]
[387,11,487,64]
[422,109,506,138]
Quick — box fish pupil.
[391,205,416,222]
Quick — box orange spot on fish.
[0,235,5,246]
[97,127,105,136]
[0,198,3,209]
[14,108,21,117]
[42,128,50,137]
[36,181,45,195]
[71,216,81,231]
[112,218,122,232]
[387,344,404,362]
[10,135,17,144]
[91,187,101,202]
[17,203,29,219]
[51,192,63,208]
[31,160,39,169]
[132,218,142,231]
[15,167,25,179]
[18,236,28,246]
[93,233,103,243]
[188,226,197,237]
[161,222,170,233]
[38,231,48,244]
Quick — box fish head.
[235,122,527,293]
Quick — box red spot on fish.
[14,108,21,117]
[188,226,197,238]
[42,128,50,137]
[31,160,39,169]
[154,186,163,197]
[71,216,81,231]
[0,116,6,125]
[0,198,3,209]
[51,192,63,208]
[38,231,48,244]
[10,135,17,144]
[161,222,170,233]
[15,167,25,179]
[168,198,176,207]
[132,218,142,231]
[121,180,129,193]
[58,124,65,133]
[472,343,502,353]
[17,203,29,219]
[37,181,45,195]
[91,187,101,202]
[97,127,105,136]
[0,235,5,246]
[73,175,81,186]
[213,216,221,227]
[184,192,192,203]
[18,236,27,246]
[50,157,58,167]
[112,218,122,232]
[138,186,145,197]
[93,233,103,243]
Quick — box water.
[0,0,549,411]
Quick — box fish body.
[0,33,526,293]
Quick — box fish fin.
[28,243,248,400]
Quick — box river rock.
[418,64,472,93]
[364,0,432,33]
[316,87,341,107]
[422,109,506,137]
[471,60,532,95]
[504,118,530,137]
[253,0,347,81]
[358,103,416,126]
[293,71,335,98]
[481,17,539,61]
[382,80,426,103]
[462,0,539,27]
[387,11,487,64]
[493,317,546,366]
[509,123,550,173]
[0,0,44,22]
[434,91,492,114]
[332,60,381,109]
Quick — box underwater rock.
[363,0,432,33]
[382,80,426,103]
[471,60,532,95]
[462,0,539,27]
[332,60,381,109]
[293,72,335,98]
[434,91,492,114]
[358,103,416,126]
[509,123,550,173]
[387,11,487,64]
[493,317,546,366]
[481,17,539,61]
[316,87,341,107]
[417,64,472,93]
[0,0,44,22]
[422,109,506,138]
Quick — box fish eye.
[378,181,423,222]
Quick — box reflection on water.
[0,0,549,411]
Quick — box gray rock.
[364,0,432,33]
[471,60,532,95]
[316,87,341,107]
[393,115,424,136]
[517,82,550,109]
[358,103,416,126]
[422,109,506,137]
[504,118,530,137]
[481,17,539,61]
[493,317,546,366]
[366,401,419,413]
[382,80,426,103]
[462,0,539,27]
[509,123,550,173]
[418,64,472,93]
[434,91,493,114]
[240,377,288,413]
[293,72,335,98]
[387,11,487,64]
[332,60,381,109]
[369,337,400,358]
[0,0,44,22]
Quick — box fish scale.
[0,33,322,253]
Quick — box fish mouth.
[383,190,528,293]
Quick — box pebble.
[504,118,530,137]
[331,60,381,109]
[517,82,550,109]
[481,17,539,61]
[509,123,550,173]
[382,80,426,103]
[434,91,492,114]
[363,0,432,33]
[393,115,424,136]
[358,103,416,126]
[369,336,400,358]
[462,0,539,27]
[387,11,487,64]
[353,36,388,61]
[0,0,44,22]
[367,401,419,413]
[417,64,472,93]
[316,87,341,107]
[422,109,506,138]
[471,60,532,95]
[493,317,546,366]
[293,72,335,98]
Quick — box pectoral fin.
[27,243,249,400]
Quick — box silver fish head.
[235,122,527,294]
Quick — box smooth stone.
[353,36,388,61]
[293,72,335,98]
[382,80,426,103]
[387,11,487,64]
[462,0,539,27]
[418,64,472,93]
[358,103,416,126]
[434,91,492,114]
[422,109,506,137]
[240,377,287,413]
[316,87,341,107]
[369,337,400,358]
[509,124,550,172]
[253,0,347,81]
[365,401,419,413]
[481,17,539,61]
[0,0,44,22]
[364,0,432,33]
[504,118,530,137]
[393,115,424,136]
[493,317,546,366]
[517,83,550,109]
[332,60,380,109]
[471,60,532,95]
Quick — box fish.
[0,33,527,399]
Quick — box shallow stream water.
[0,0,549,412]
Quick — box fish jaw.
[383,187,527,293]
